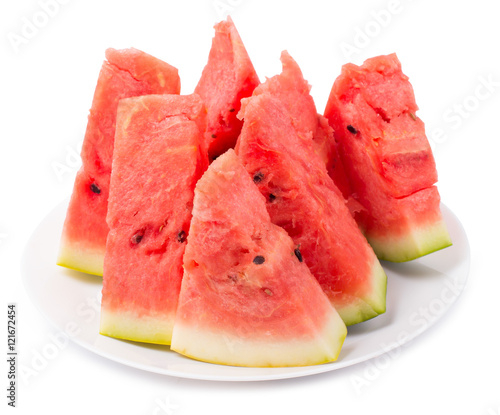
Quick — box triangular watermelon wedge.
[100,94,208,345]
[171,150,346,367]
[324,54,452,262]
[250,51,351,197]
[194,16,260,161]
[235,53,387,326]
[58,48,181,276]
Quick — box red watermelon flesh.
[324,54,452,262]
[194,16,260,161]
[236,88,387,326]
[171,149,346,367]
[100,94,207,345]
[250,51,351,197]
[58,48,180,276]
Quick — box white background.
[2,0,499,414]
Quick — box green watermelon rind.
[99,308,174,345]
[367,217,452,263]
[338,260,387,326]
[171,311,347,368]
[57,238,104,276]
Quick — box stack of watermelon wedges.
[57,17,451,368]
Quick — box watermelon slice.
[250,51,351,197]
[324,53,452,262]
[171,150,347,367]
[236,68,386,325]
[58,48,181,276]
[100,94,207,345]
[194,16,260,161]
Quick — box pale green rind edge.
[367,218,453,263]
[171,311,347,368]
[57,238,104,277]
[337,259,387,326]
[99,308,174,345]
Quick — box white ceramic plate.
[21,200,469,381]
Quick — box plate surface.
[21,201,469,381]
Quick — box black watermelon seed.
[131,231,144,245]
[269,194,276,202]
[211,134,217,139]
[253,172,264,183]
[177,230,187,243]
[90,183,101,194]
[253,255,265,265]
[229,108,235,112]
[294,248,303,262]
[347,125,358,134]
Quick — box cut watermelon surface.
[194,16,260,160]
[171,150,347,367]
[324,53,452,262]
[100,94,207,345]
[58,48,181,276]
[250,51,351,197]
[236,74,386,326]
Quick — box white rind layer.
[171,311,347,367]
[57,236,104,277]
[336,259,387,326]
[100,307,174,345]
[368,217,452,263]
